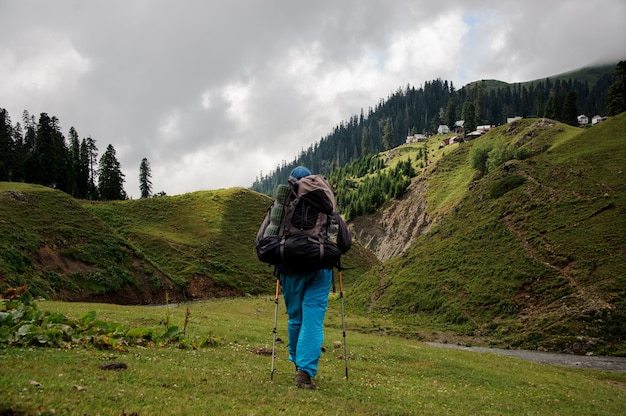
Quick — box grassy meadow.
[1,296,625,416]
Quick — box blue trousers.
[279,268,332,377]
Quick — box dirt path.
[502,215,577,287]
[368,265,391,313]
[426,342,626,373]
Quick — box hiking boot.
[295,370,318,389]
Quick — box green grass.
[426,142,475,213]
[1,297,625,416]
[0,183,144,298]
[0,184,378,303]
[83,188,274,292]
[83,188,377,295]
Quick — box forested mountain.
[251,62,624,196]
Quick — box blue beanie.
[290,166,311,179]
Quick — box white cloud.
[200,91,211,110]
[0,0,624,197]
[222,82,252,128]
[0,30,90,111]
[158,109,182,142]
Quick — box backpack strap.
[316,235,324,262]
[279,193,299,237]
[278,181,297,262]
[279,236,286,264]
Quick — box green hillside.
[83,188,274,296]
[0,182,176,302]
[0,185,377,303]
[348,114,626,354]
[84,188,376,296]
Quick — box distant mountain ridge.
[470,62,619,91]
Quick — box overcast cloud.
[1,0,624,197]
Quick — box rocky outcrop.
[349,176,431,261]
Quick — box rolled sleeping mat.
[270,203,285,223]
[275,184,290,204]
[263,184,290,237]
[263,224,280,237]
[264,202,285,237]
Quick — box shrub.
[469,143,492,175]
[486,143,514,172]
[490,175,527,198]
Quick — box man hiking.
[256,166,351,389]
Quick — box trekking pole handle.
[339,270,344,297]
[274,279,280,302]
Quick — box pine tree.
[361,125,369,156]
[474,81,487,124]
[444,100,457,130]
[562,91,578,126]
[82,137,99,199]
[35,113,69,190]
[139,157,152,198]
[75,138,91,199]
[11,121,25,182]
[462,101,476,133]
[97,144,126,200]
[382,118,393,150]
[68,127,81,197]
[607,61,626,116]
[0,109,13,181]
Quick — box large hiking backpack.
[256,175,343,272]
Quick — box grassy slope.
[0,184,377,302]
[83,188,275,294]
[0,297,624,416]
[0,183,165,301]
[349,114,626,354]
[84,188,378,296]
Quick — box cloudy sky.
[1,0,624,198]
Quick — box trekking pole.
[339,268,349,380]
[270,278,280,381]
